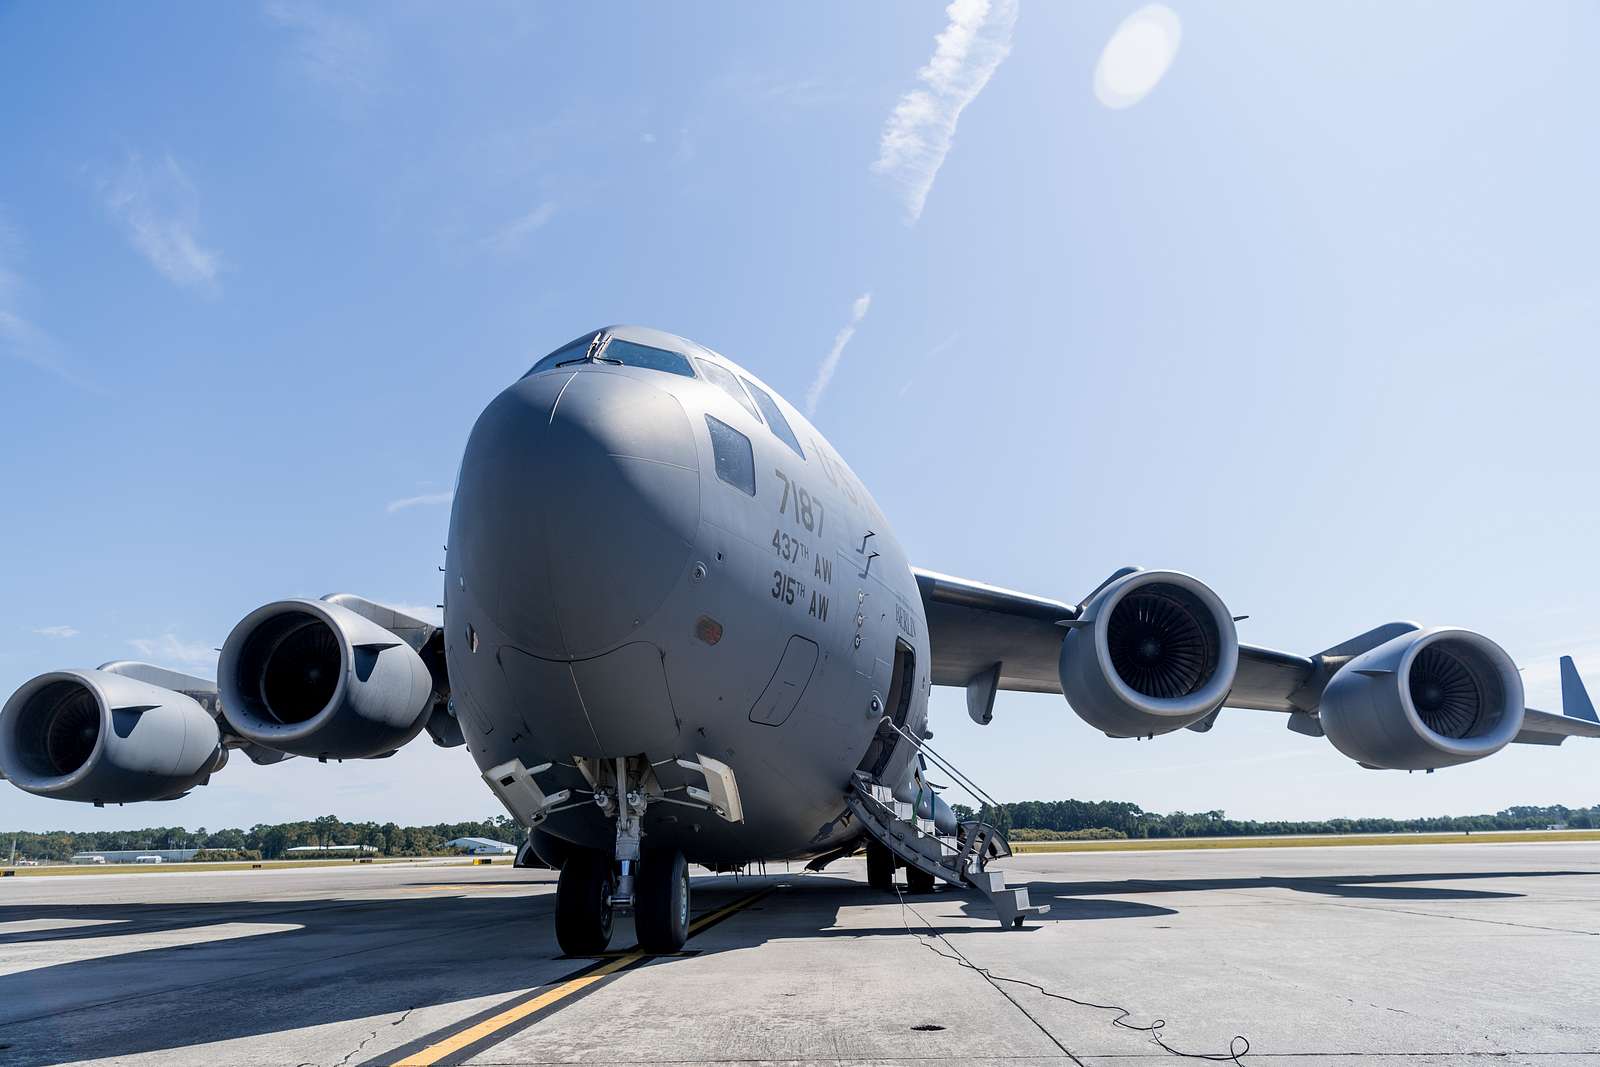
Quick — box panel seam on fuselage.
[546,371,580,658]
[564,661,610,757]
[602,453,697,472]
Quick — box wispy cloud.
[129,633,218,671]
[0,208,100,392]
[898,333,960,397]
[99,154,221,291]
[387,490,454,514]
[0,211,21,300]
[484,202,558,253]
[264,1,385,115]
[638,128,694,160]
[806,293,872,417]
[872,0,1018,224]
[33,625,80,639]
[0,309,79,386]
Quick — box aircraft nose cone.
[453,369,701,657]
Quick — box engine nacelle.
[1320,628,1524,770]
[0,670,224,803]
[219,598,434,760]
[1058,570,1239,737]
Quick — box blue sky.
[3,2,1599,831]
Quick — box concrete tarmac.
[2,842,1597,1066]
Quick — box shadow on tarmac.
[0,866,1589,1065]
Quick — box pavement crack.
[335,1006,414,1067]
[336,1028,378,1067]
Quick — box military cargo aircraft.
[6,325,1600,954]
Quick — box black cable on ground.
[893,882,1250,1064]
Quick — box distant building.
[283,844,378,856]
[70,848,199,864]
[1547,822,1569,831]
[445,837,517,855]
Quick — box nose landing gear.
[635,848,691,952]
[553,846,691,956]
[550,753,740,956]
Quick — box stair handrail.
[882,719,1004,819]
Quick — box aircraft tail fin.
[1561,656,1598,723]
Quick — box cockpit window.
[705,416,756,495]
[740,378,805,460]
[694,357,762,421]
[525,333,597,377]
[600,338,696,378]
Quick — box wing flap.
[915,569,1073,694]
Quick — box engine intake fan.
[1058,570,1239,737]
[219,598,434,760]
[1320,628,1524,770]
[0,670,223,804]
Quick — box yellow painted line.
[394,887,769,1067]
[395,952,641,1066]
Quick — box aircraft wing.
[913,567,1600,750]
[914,568,1313,708]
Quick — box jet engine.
[1319,628,1524,770]
[0,670,224,803]
[218,598,434,760]
[1058,570,1239,737]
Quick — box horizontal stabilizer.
[1562,657,1598,723]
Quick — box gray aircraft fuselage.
[444,326,930,867]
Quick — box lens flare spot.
[1094,4,1182,110]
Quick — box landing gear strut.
[904,863,937,895]
[866,839,895,892]
[546,753,740,956]
[555,849,615,956]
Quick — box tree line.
[947,801,1597,838]
[7,801,1595,863]
[3,814,521,863]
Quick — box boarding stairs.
[845,736,1048,928]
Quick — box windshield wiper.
[556,332,619,367]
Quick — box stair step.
[848,776,1039,928]
[968,869,1005,893]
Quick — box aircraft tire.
[635,849,690,953]
[866,840,895,892]
[904,864,937,895]
[555,850,615,956]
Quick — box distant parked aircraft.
[446,837,517,855]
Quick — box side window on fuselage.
[740,378,805,460]
[694,357,763,422]
[706,415,756,496]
